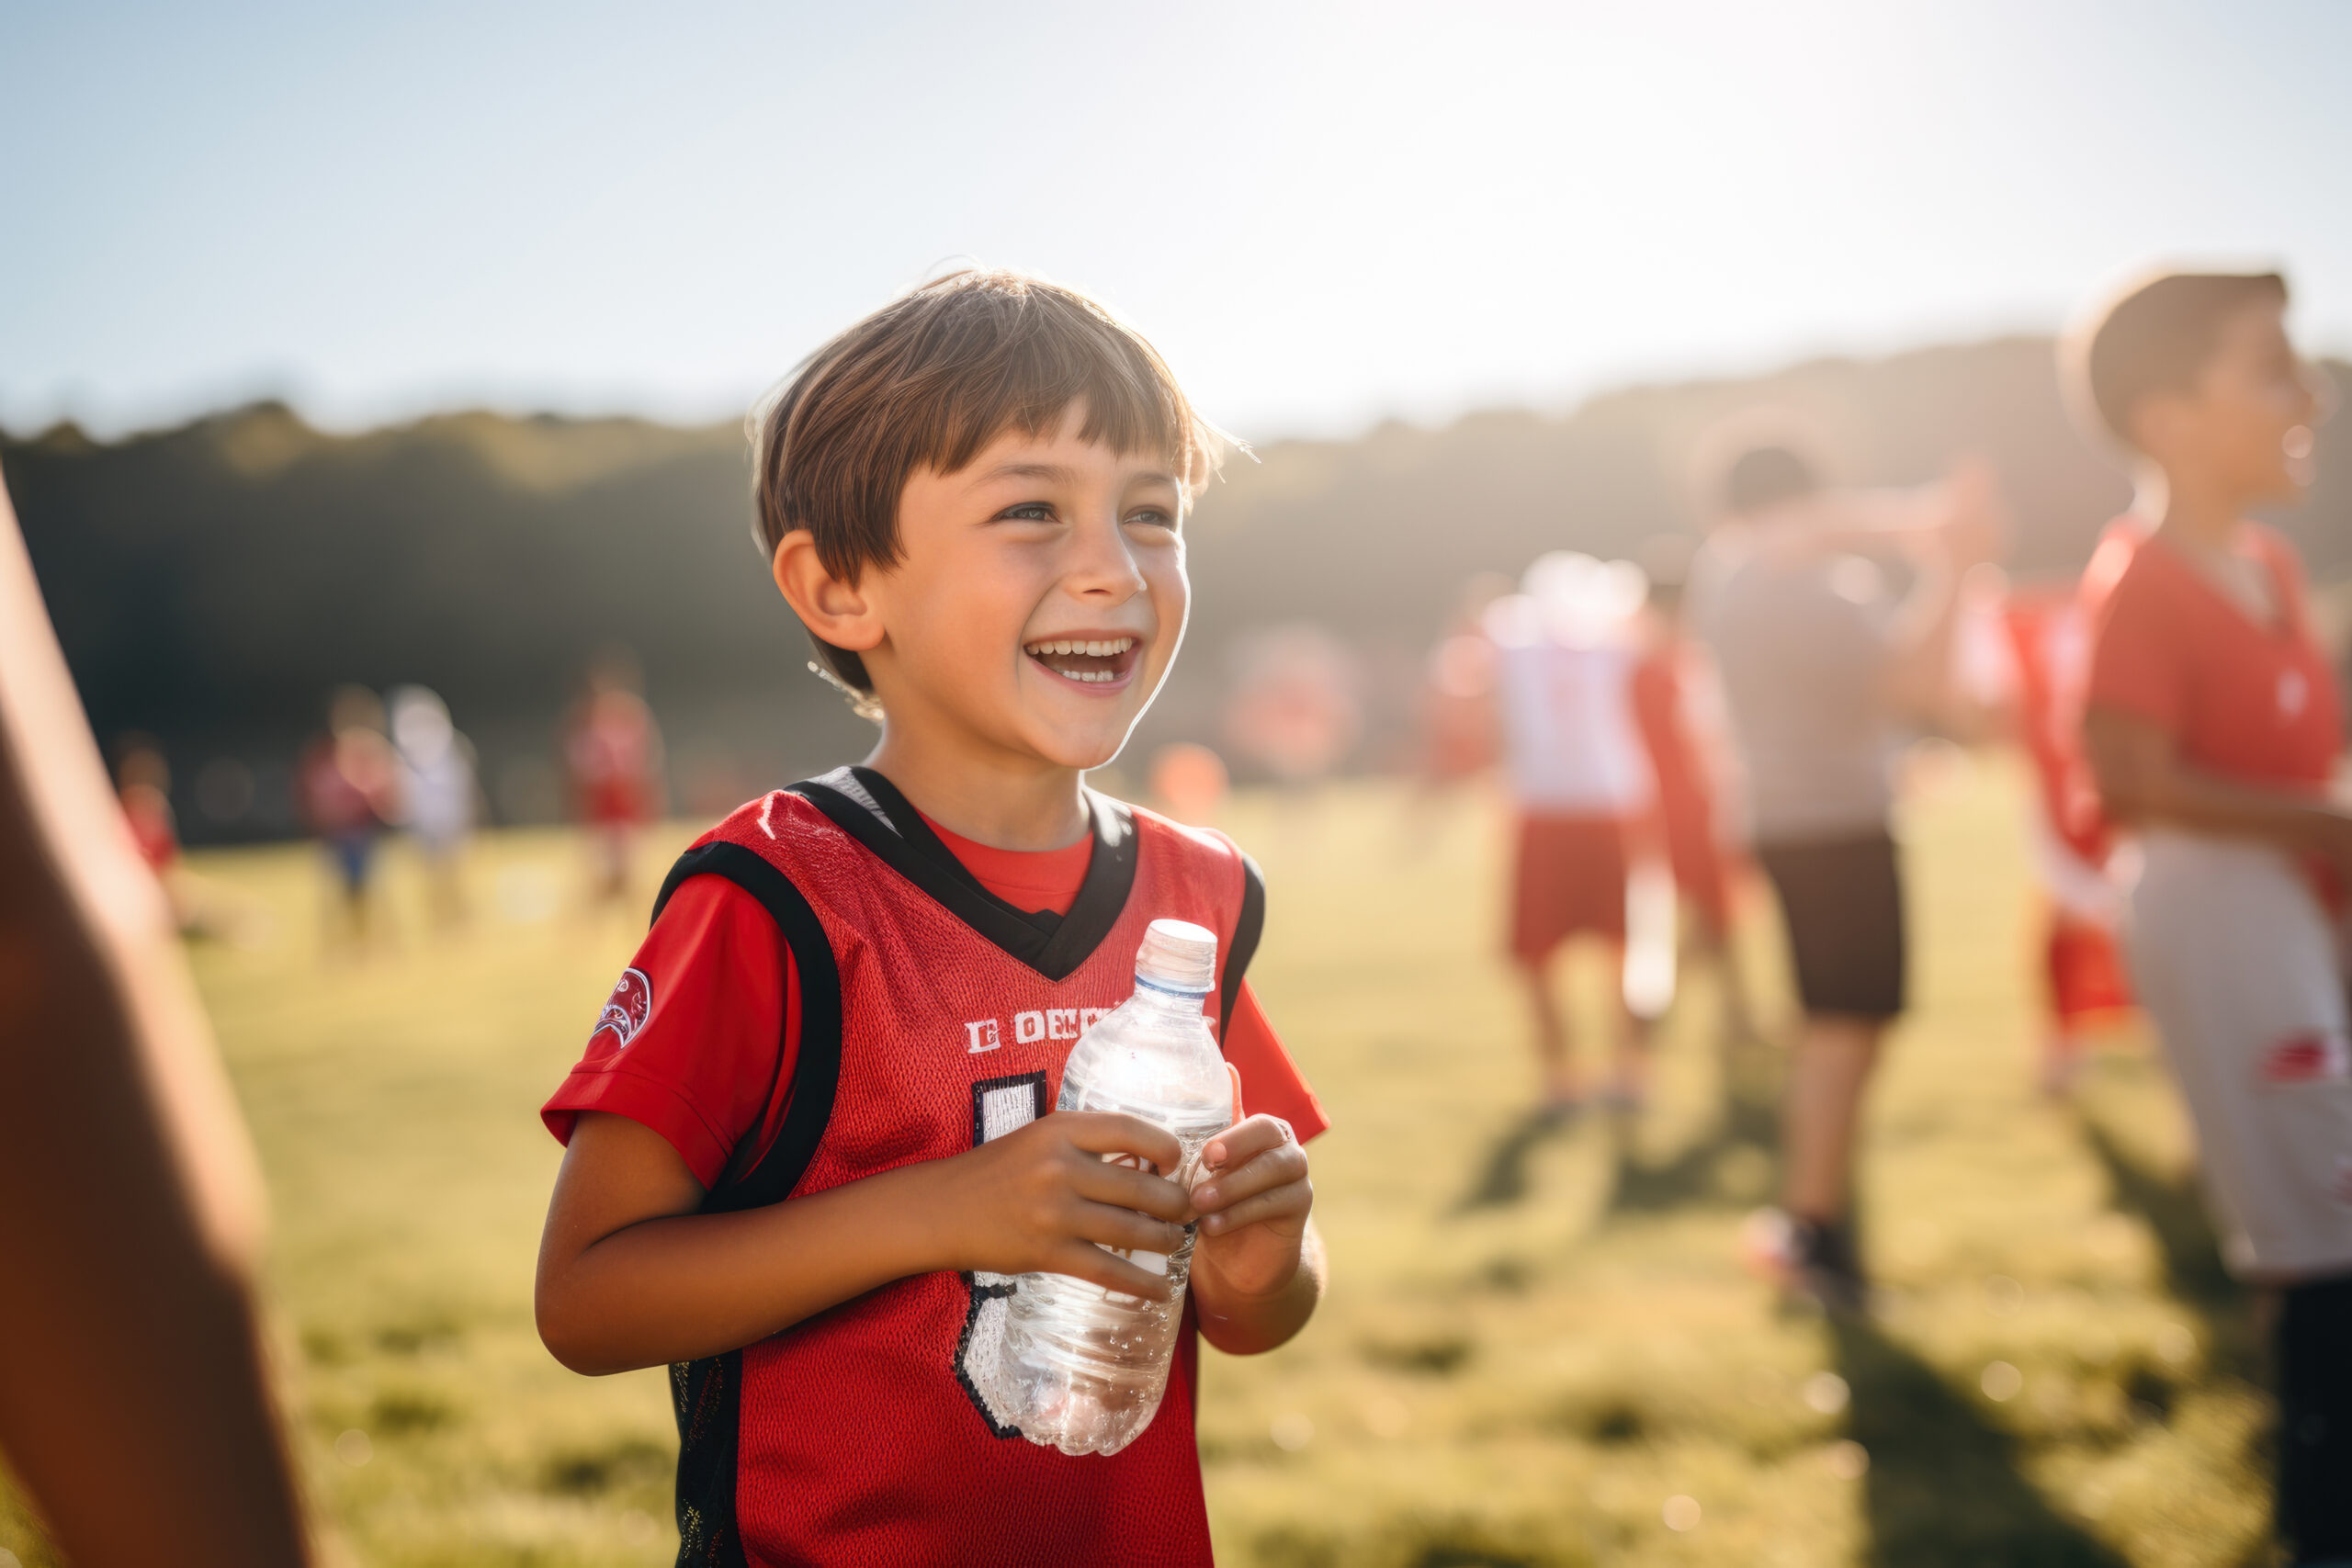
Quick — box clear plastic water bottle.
[993,919,1236,1456]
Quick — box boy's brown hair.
[2064,269,2288,451]
[751,268,1223,701]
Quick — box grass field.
[0,758,2279,1567]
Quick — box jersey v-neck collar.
[789,766,1138,982]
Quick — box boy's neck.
[2147,460,2248,549]
[862,724,1091,853]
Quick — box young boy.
[534,271,1328,1567]
[2069,268,2351,1564]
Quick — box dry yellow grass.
[0,759,2274,1566]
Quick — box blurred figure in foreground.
[565,648,664,911]
[390,684,480,930]
[2069,269,2350,1563]
[1689,436,2004,1314]
[0,479,312,1565]
[297,684,399,951]
[1488,552,1671,1112]
[1630,558,1762,1051]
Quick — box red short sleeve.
[541,875,798,1189]
[2085,546,2188,734]
[1221,980,1328,1142]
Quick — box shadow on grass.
[1456,1108,1576,1212]
[1834,1318,2128,1568]
[2075,1116,2262,1381]
[1606,1073,1781,1215]
[1455,1046,1783,1216]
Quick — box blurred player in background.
[1148,740,1231,827]
[1629,550,1761,1051]
[296,684,399,952]
[1,478,313,1567]
[1223,623,1363,807]
[390,685,480,930]
[1690,437,2004,1314]
[565,648,665,912]
[1489,552,1670,1113]
[2070,269,2350,1562]
[1410,573,1510,808]
[1996,581,2134,1096]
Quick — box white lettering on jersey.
[1013,1010,1046,1044]
[964,1018,1001,1054]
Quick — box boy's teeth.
[1024,637,1134,657]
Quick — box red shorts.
[1511,814,1631,960]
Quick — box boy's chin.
[1018,717,1136,774]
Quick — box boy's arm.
[2084,705,2352,867]
[536,1109,1194,1375]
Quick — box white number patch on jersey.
[955,1071,1050,1437]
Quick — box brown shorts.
[1756,832,1905,1021]
[1511,815,1631,961]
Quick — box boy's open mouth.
[1023,635,1139,687]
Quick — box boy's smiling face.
[821,406,1189,773]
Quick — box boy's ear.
[772,531,884,652]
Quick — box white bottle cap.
[1136,919,1216,995]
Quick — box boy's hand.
[1189,1113,1313,1302]
[940,1112,1192,1301]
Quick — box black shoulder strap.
[1219,852,1266,1041]
[651,842,843,1214]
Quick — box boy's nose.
[1065,514,1148,600]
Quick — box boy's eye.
[996,502,1057,524]
[1124,507,1177,531]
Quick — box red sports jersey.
[2081,520,2342,792]
[549,767,1319,1567]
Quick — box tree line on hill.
[6,335,2346,843]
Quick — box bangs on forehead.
[908,284,1197,482]
[751,266,1227,705]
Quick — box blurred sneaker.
[1742,1206,1869,1320]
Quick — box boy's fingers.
[1198,1184,1310,1237]
[1069,1159,1192,1223]
[1069,1198,1187,1258]
[1192,1144,1308,1213]
[1053,1241,1177,1303]
[1201,1114,1297,1178]
[1059,1111,1183,1175]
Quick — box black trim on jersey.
[649,842,846,1568]
[651,842,845,1213]
[788,767,1138,982]
[1220,853,1266,1041]
[954,1069,1051,1438]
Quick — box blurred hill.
[8,336,2348,842]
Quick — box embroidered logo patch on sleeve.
[592,966,653,1051]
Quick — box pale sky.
[6,0,2349,442]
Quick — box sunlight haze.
[6,0,2348,439]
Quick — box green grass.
[0,760,2278,1566]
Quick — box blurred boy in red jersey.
[1629,560,1759,1051]
[1996,584,2132,1096]
[2071,269,2351,1562]
[534,272,1325,1567]
[565,648,665,911]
